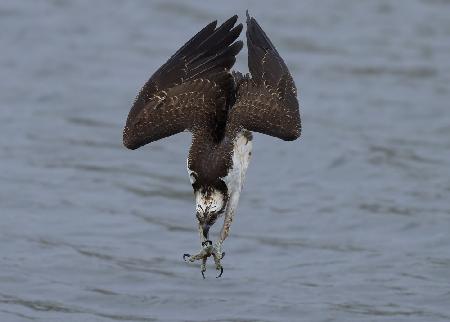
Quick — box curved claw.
[183,253,191,261]
[221,252,225,259]
[216,266,224,278]
[201,270,206,279]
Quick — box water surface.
[1,0,450,321]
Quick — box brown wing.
[227,12,301,141]
[123,16,243,150]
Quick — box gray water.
[1,0,450,321]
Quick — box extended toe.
[216,266,224,278]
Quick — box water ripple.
[0,293,157,321]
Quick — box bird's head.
[194,185,228,240]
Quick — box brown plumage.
[123,13,300,185]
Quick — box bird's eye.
[189,172,197,184]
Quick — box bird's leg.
[211,209,235,278]
[215,209,234,255]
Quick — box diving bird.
[123,12,301,278]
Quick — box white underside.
[221,131,252,216]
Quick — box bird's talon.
[183,253,191,261]
[216,266,224,278]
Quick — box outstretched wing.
[123,16,243,150]
[227,12,301,141]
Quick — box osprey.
[123,12,301,278]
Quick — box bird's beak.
[202,224,211,239]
